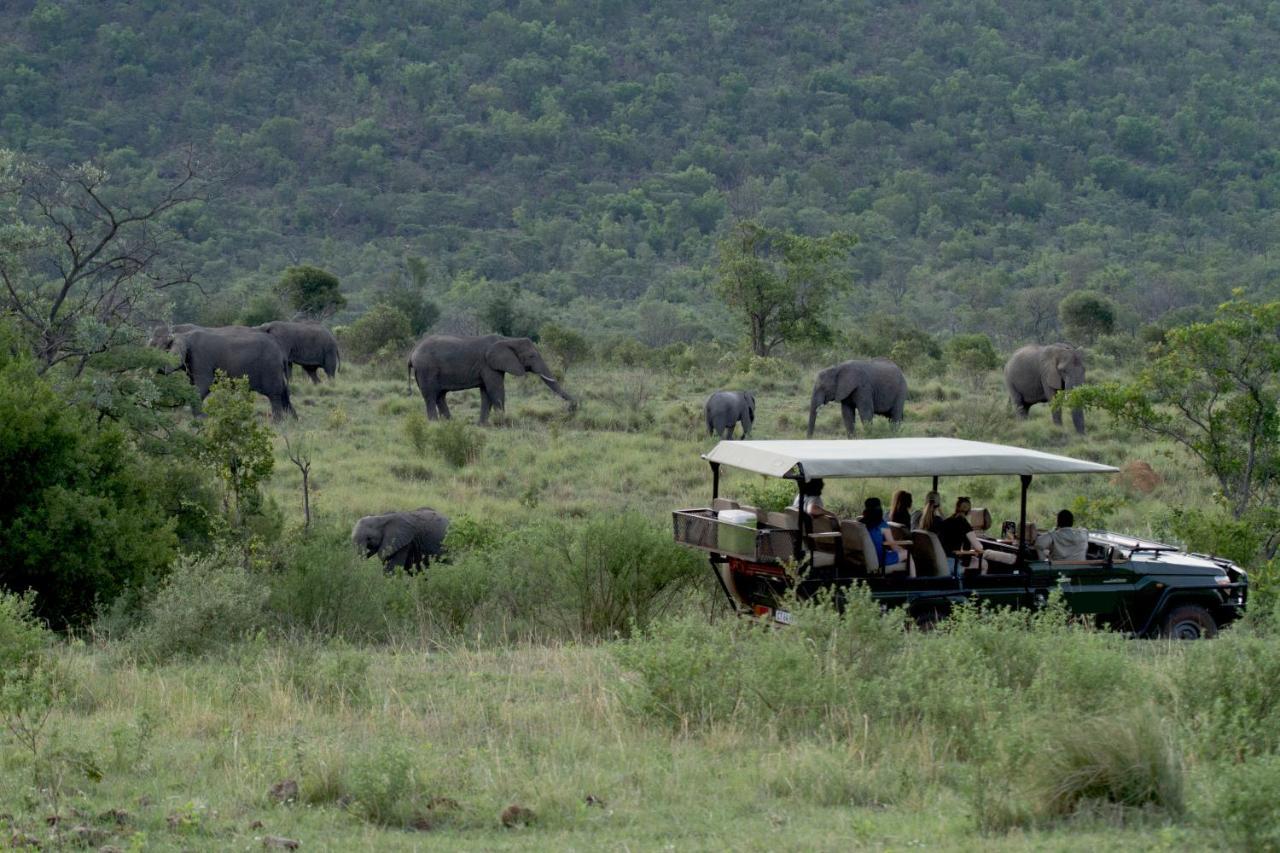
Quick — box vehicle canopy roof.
[702,438,1118,481]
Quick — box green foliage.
[738,478,798,512]
[0,353,178,628]
[345,742,423,826]
[713,220,856,356]
[275,265,346,318]
[441,514,500,554]
[199,374,275,531]
[127,549,268,662]
[1059,290,1117,343]
[379,260,440,336]
[1202,754,1280,852]
[239,291,286,326]
[420,419,485,468]
[944,333,1000,374]
[1064,297,1280,517]
[340,304,414,361]
[538,323,590,373]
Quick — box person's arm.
[1034,531,1052,560]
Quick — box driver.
[1035,510,1089,561]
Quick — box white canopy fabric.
[703,438,1118,480]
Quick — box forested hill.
[6,0,1280,342]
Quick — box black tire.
[1160,604,1218,640]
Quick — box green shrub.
[739,478,797,512]
[283,643,372,707]
[128,549,268,661]
[340,304,414,361]
[1031,708,1183,818]
[1202,754,1280,851]
[344,741,423,826]
[1182,635,1280,758]
[425,419,485,467]
[441,513,500,554]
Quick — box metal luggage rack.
[671,509,797,563]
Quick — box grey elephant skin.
[258,321,341,383]
[408,334,575,424]
[351,508,449,574]
[705,390,755,439]
[1004,343,1086,434]
[166,327,296,421]
[807,358,908,437]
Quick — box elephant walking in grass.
[807,359,908,438]
[163,327,296,421]
[352,508,449,574]
[705,391,755,439]
[258,321,341,383]
[409,334,575,424]
[1004,343,1086,434]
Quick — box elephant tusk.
[539,373,556,382]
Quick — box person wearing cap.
[862,497,910,573]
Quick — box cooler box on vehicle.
[717,508,757,557]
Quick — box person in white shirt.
[1035,509,1090,561]
[790,478,829,516]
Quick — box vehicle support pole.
[794,465,808,563]
[932,475,939,493]
[711,462,721,500]
[1018,474,1032,566]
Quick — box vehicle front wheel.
[1160,604,1218,640]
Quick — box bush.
[944,333,1000,385]
[739,478,798,512]
[539,323,591,373]
[1059,290,1116,344]
[340,304,414,361]
[344,741,424,826]
[276,264,346,318]
[425,419,485,467]
[0,355,179,629]
[128,550,268,661]
[1202,754,1280,851]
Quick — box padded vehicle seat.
[967,508,992,533]
[911,530,951,577]
[840,520,880,574]
[712,498,740,512]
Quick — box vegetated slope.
[5,0,1280,339]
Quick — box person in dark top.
[889,490,913,528]
[937,497,978,564]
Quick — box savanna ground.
[5,350,1279,851]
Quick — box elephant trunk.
[807,389,823,438]
[539,373,576,409]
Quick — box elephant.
[807,358,908,438]
[408,334,575,424]
[148,322,204,348]
[165,326,296,421]
[705,390,755,440]
[351,508,449,574]
[257,321,341,383]
[1004,343,1086,434]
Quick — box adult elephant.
[1004,343,1086,434]
[351,508,449,574]
[705,391,755,440]
[257,321,340,383]
[807,359,908,438]
[408,334,575,424]
[165,327,296,421]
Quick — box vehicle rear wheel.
[1160,604,1218,640]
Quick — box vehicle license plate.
[773,609,793,625]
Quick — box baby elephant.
[351,508,450,574]
[705,390,755,440]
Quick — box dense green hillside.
[6,0,1280,340]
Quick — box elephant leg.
[1011,396,1029,419]
[721,425,733,440]
[1071,408,1085,434]
[840,400,858,436]
[303,366,322,385]
[435,392,452,419]
[479,388,492,424]
[1050,395,1064,426]
[424,392,438,420]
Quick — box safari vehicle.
[673,438,1247,639]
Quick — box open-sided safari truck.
[673,438,1247,638]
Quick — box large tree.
[1064,296,1280,517]
[714,221,856,357]
[0,150,205,374]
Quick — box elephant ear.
[745,392,756,421]
[1040,352,1064,394]
[486,340,526,376]
[834,365,859,402]
[380,517,417,556]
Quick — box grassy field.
[3,353,1273,850]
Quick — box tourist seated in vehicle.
[1035,509,1089,561]
[790,477,834,518]
[889,490,913,528]
[911,491,941,531]
[862,497,911,573]
[937,497,1016,572]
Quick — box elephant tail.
[407,361,414,396]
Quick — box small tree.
[1063,297,1280,517]
[282,430,313,530]
[275,265,346,318]
[1059,290,1116,343]
[199,374,275,539]
[713,220,856,356]
[340,304,413,360]
[539,323,590,374]
[944,333,1001,388]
